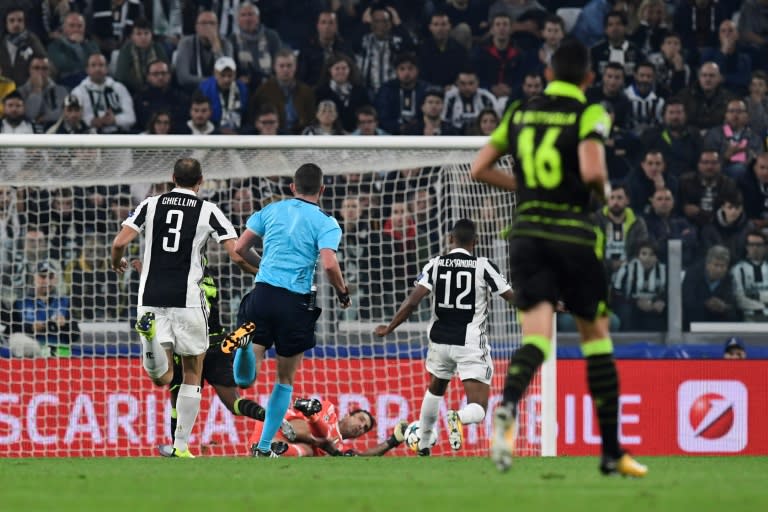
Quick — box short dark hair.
[349,409,376,434]
[423,87,444,103]
[663,96,685,114]
[394,52,418,69]
[356,105,378,120]
[132,17,151,31]
[173,158,203,187]
[2,90,23,103]
[544,14,566,32]
[604,11,627,27]
[255,103,279,118]
[294,163,323,195]
[635,61,655,75]
[746,229,767,243]
[551,38,590,85]
[604,62,625,75]
[451,218,477,246]
[190,92,211,106]
[721,188,743,207]
[635,239,658,256]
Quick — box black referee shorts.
[169,346,236,389]
[237,283,321,357]
[509,236,610,321]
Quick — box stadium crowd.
[2,0,768,356]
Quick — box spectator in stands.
[88,0,143,55]
[640,98,703,178]
[700,20,752,97]
[731,229,768,322]
[418,11,469,89]
[612,240,667,331]
[647,32,690,98]
[625,149,677,216]
[590,11,645,80]
[355,5,415,97]
[466,107,500,136]
[629,0,669,55]
[704,99,763,180]
[377,199,418,318]
[538,14,564,67]
[47,12,99,89]
[249,49,315,134]
[336,196,374,321]
[679,149,739,229]
[0,91,33,134]
[314,53,370,133]
[229,2,283,88]
[298,10,352,88]
[114,17,169,95]
[473,13,531,100]
[643,187,698,267]
[596,184,649,279]
[374,53,428,135]
[133,60,188,134]
[181,93,218,135]
[144,0,182,50]
[682,244,741,330]
[71,53,135,134]
[302,99,345,135]
[442,69,497,134]
[175,11,234,93]
[745,71,768,142]
[0,6,47,87]
[10,260,78,357]
[679,62,733,133]
[40,0,73,45]
[142,110,172,134]
[0,65,15,117]
[441,0,490,49]
[402,88,458,136]
[586,62,632,130]
[504,71,544,114]
[64,232,124,321]
[251,103,280,135]
[45,188,80,262]
[624,61,664,135]
[723,336,747,359]
[199,56,248,135]
[739,153,768,228]
[571,0,615,48]
[0,185,21,271]
[738,0,768,70]
[351,105,387,135]
[602,101,641,182]
[227,184,257,234]
[46,94,94,134]
[701,189,753,261]
[673,0,730,53]
[18,56,67,132]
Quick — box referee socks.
[257,383,292,453]
[233,346,257,387]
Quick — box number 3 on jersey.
[517,126,563,189]
[162,209,184,252]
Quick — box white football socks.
[173,384,201,452]
[418,390,441,450]
[458,402,485,424]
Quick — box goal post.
[0,135,556,457]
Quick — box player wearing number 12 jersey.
[111,158,260,458]
[375,219,514,455]
[470,40,647,476]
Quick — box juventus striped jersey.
[416,248,512,347]
[123,187,237,308]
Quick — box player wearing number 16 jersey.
[375,219,514,455]
[470,39,646,477]
[111,158,260,458]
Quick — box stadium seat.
[556,7,582,35]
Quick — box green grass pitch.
[2,456,767,512]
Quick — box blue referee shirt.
[246,198,342,294]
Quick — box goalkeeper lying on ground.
[247,397,409,457]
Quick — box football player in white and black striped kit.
[375,219,514,455]
[111,158,260,458]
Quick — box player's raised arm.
[470,107,517,191]
[374,284,430,337]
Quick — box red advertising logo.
[677,381,747,453]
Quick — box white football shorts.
[425,342,493,385]
[137,305,209,356]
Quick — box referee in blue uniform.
[232,163,351,457]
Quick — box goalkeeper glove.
[386,419,409,448]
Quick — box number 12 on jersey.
[437,270,473,310]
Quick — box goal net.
[0,135,554,457]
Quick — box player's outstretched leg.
[582,338,647,477]
[136,311,170,382]
[233,345,257,386]
[492,335,549,471]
